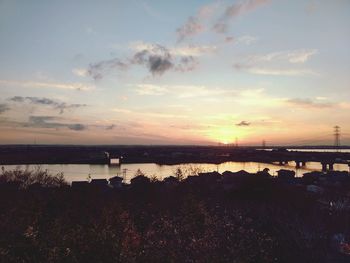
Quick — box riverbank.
[0,168,349,262]
[1,145,350,165]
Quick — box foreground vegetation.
[0,168,349,262]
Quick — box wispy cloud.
[134,84,168,96]
[248,49,318,64]
[213,0,271,33]
[177,16,204,42]
[0,80,94,91]
[25,116,88,131]
[8,96,87,114]
[133,84,236,98]
[87,58,128,80]
[285,98,335,109]
[234,49,318,76]
[129,41,217,57]
[72,68,88,77]
[236,66,318,76]
[176,2,218,41]
[177,0,269,40]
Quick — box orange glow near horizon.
[207,126,248,145]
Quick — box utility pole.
[334,125,341,151]
[122,168,128,182]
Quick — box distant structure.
[334,126,341,151]
[105,152,123,166]
[122,168,128,181]
[262,140,266,149]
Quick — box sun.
[207,126,247,145]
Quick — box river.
[1,161,349,183]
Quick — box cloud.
[234,49,318,76]
[8,96,87,114]
[237,35,258,45]
[177,16,204,42]
[129,41,217,57]
[0,80,94,91]
[131,45,174,75]
[25,116,88,131]
[67,123,86,131]
[175,0,269,42]
[89,43,198,79]
[0,104,10,114]
[248,49,318,64]
[72,68,88,77]
[236,120,251,126]
[175,56,198,72]
[213,0,271,33]
[105,124,115,130]
[112,108,133,114]
[285,98,335,109]
[235,66,318,76]
[134,84,169,96]
[176,2,219,42]
[87,58,128,80]
[133,84,236,98]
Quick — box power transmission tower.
[334,125,341,151]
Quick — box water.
[1,161,349,183]
[261,148,350,153]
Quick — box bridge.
[252,150,350,172]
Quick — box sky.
[0,0,349,145]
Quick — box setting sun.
[207,126,248,145]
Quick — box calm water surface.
[2,161,349,183]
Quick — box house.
[90,179,108,187]
[109,176,123,188]
[257,168,271,178]
[277,169,295,180]
[302,171,323,184]
[71,181,89,189]
[130,175,150,186]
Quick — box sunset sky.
[0,0,349,145]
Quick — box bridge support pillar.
[296,161,301,168]
[321,162,327,172]
[301,161,306,166]
[328,163,334,171]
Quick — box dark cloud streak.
[88,44,197,79]
[26,116,88,131]
[8,96,87,114]
[236,121,251,127]
[286,98,334,109]
[0,104,10,114]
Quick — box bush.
[0,166,67,189]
